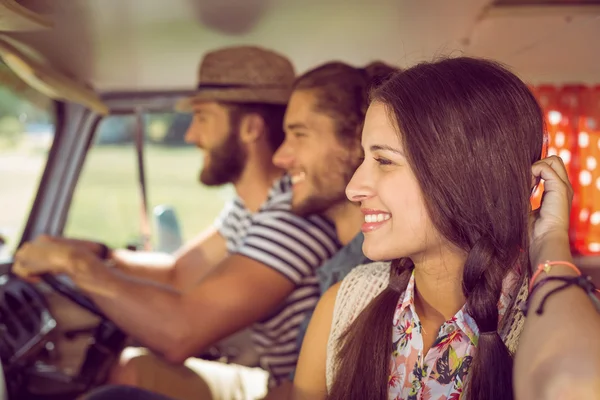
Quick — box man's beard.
[199,129,247,186]
[292,184,348,217]
[292,155,359,217]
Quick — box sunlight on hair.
[580,208,590,222]
[590,212,600,226]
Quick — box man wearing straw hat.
[14,46,341,399]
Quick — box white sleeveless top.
[325,261,528,393]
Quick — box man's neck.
[325,201,363,246]
[234,158,283,213]
[413,248,467,322]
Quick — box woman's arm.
[515,156,600,399]
[291,282,341,400]
[515,234,600,400]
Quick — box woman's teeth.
[365,214,391,223]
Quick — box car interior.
[0,0,598,399]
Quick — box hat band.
[197,82,287,90]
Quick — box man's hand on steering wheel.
[13,236,113,298]
[37,235,111,260]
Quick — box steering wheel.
[41,274,107,319]
[35,274,127,397]
[42,266,228,365]
[0,268,128,399]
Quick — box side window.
[63,112,235,250]
[0,63,55,261]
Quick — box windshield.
[63,112,235,251]
[0,62,55,261]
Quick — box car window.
[63,112,235,251]
[0,62,55,261]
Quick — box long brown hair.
[329,57,544,400]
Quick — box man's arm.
[45,227,228,292]
[15,247,295,364]
[110,227,228,291]
[16,210,338,364]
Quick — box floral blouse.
[388,271,515,400]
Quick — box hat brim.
[176,87,291,112]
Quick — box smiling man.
[82,60,399,400]
[257,61,398,398]
[19,58,399,400]
[274,61,398,295]
[13,46,342,400]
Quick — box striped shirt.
[215,175,341,386]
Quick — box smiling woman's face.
[346,102,445,262]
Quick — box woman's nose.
[346,163,374,203]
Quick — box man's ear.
[239,113,265,144]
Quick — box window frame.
[16,91,194,256]
[0,96,61,265]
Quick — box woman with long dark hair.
[291,57,577,400]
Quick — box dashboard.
[0,273,56,375]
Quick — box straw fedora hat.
[178,45,295,110]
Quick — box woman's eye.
[374,157,393,166]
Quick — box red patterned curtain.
[530,84,600,255]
